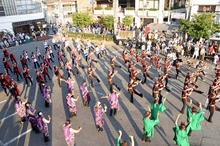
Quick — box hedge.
[126,7,135,10]
[105,7,113,10]
[67,31,113,41]
[148,8,158,11]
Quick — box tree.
[179,13,220,39]
[99,15,114,40]
[72,12,93,33]
[122,15,133,27]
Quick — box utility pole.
[113,0,118,34]
[167,0,172,24]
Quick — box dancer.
[102,89,120,116]
[87,65,101,88]
[36,70,46,93]
[63,77,75,94]
[22,66,33,86]
[150,97,167,120]
[3,57,13,75]
[180,84,194,114]
[142,64,153,84]
[0,72,10,96]
[20,55,28,69]
[107,70,121,91]
[25,102,40,133]
[65,60,75,77]
[142,111,159,143]
[93,101,104,132]
[80,80,91,107]
[15,96,27,123]
[175,60,184,79]
[173,114,191,146]
[128,78,143,103]
[74,56,84,74]
[42,84,52,107]
[36,47,42,61]
[110,56,121,72]
[187,99,204,136]
[66,93,79,117]
[31,52,40,69]
[63,120,82,146]
[117,130,134,146]
[207,92,220,123]
[54,65,65,87]
[40,63,51,83]
[13,62,23,81]
[37,111,51,142]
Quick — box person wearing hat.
[150,97,167,120]
[102,89,120,116]
[142,111,159,143]
[15,96,27,123]
[42,84,52,107]
[37,111,51,142]
[93,101,104,132]
[117,130,134,146]
[173,114,192,146]
[80,80,91,107]
[25,102,40,133]
[66,93,79,117]
[107,69,121,91]
[187,99,204,136]
[110,55,121,72]
[63,120,82,146]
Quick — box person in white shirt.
[141,43,145,50]
[95,46,102,59]
[52,38,59,50]
[192,45,199,59]
[146,40,152,52]
[100,42,107,56]
[199,46,206,61]
[84,48,89,62]
[31,52,40,69]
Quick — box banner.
[171,13,186,19]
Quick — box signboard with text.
[171,13,186,19]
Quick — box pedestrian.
[142,111,159,143]
[25,102,40,133]
[102,89,120,116]
[117,130,134,146]
[15,96,27,123]
[66,93,79,117]
[173,114,191,146]
[37,111,51,142]
[93,101,104,132]
[187,99,204,136]
[63,120,82,146]
[80,80,91,107]
[42,84,52,107]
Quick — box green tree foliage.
[99,15,114,40]
[122,15,133,27]
[72,12,93,32]
[179,13,220,39]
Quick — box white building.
[0,0,45,35]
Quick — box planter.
[94,10,103,15]
[147,11,159,17]
[138,10,147,16]
[124,10,135,15]
[103,10,113,15]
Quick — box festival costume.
[94,106,104,132]
[80,83,91,107]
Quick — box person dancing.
[93,101,105,132]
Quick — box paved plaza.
[0,38,220,146]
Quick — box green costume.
[173,123,191,146]
[150,102,166,120]
[187,105,204,130]
[116,138,120,146]
[143,117,159,137]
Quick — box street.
[0,38,220,146]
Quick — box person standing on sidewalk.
[37,111,51,142]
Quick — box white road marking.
[3,129,32,146]
[0,100,7,104]
[0,112,18,123]
[96,92,105,96]
[203,98,209,114]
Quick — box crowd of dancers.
[1,32,220,146]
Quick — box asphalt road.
[0,38,219,146]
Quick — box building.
[45,0,77,24]
[0,0,45,35]
[93,0,187,27]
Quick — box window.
[198,5,216,12]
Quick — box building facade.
[0,0,45,35]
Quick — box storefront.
[12,18,45,35]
